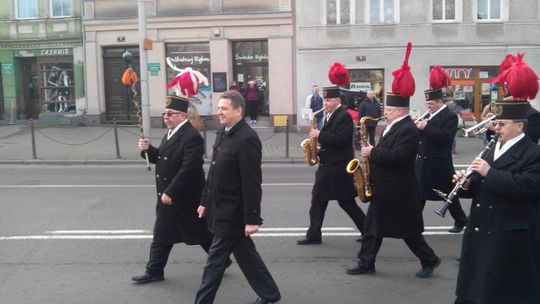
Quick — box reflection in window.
[17,0,37,18]
[477,0,501,20]
[40,63,75,112]
[51,0,72,17]
[432,0,455,21]
[325,0,353,25]
[370,0,395,24]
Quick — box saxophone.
[301,107,326,166]
[346,116,383,203]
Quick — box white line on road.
[1,227,460,240]
[0,183,313,188]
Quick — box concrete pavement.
[0,120,486,164]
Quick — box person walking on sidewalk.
[195,90,281,304]
[132,95,215,284]
[358,89,382,145]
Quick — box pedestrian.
[446,96,464,153]
[229,80,241,92]
[415,66,468,233]
[194,90,281,304]
[454,54,540,304]
[347,43,441,278]
[132,95,214,284]
[297,63,366,246]
[305,84,324,130]
[245,80,262,124]
[358,89,382,145]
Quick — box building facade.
[0,0,84,124]
[82,0,293,127]
[295,0,540,128]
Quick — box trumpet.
[462,113,496,137]
[414,111,430,123]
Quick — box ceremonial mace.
[122,50,151,171]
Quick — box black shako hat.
[323,86,341,99]
[166,95,189,112]
[493,101,530,120]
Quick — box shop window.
[324,0,355,25]
[165,43,212,115]
[39,62,74,113]
[50,0,72,17]
[368,0,398,24]
[476,0,507,21]
[348,68,384,108]
[432,0,462,22]
[16,0,37,19]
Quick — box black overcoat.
[312,106,357,201]
[202,120,263,237]
[455,136,540,304]
[416,107,458,200]
[364,116,425,238]
[144,121,209,245]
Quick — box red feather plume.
[391,42,415,97]
[328,62,350,86]
[499,54,517,74]
[429,65,451,89]
[491,54,539,101]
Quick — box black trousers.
[366,126,377,146]
[357,234,439,269]
[247,100,260,121]
[421,198,468,227]
[145,240,211,277]
[194,235,281,304]
[305,197,366,241]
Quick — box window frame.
[322,0,356,25]
[50,0,73,18]
[474,0,508,22]
[431,0,463,23]
[366,0,400,25]
[15,0,38,19]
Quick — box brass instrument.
[414,111,430,123]
[433,135,498,217]
[463,113,495,137]
[301,107,326,166]
[346,116,384,203]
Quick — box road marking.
[0,227,461,240]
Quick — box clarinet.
[432,135,498,217]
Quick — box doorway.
[21,58,39,119]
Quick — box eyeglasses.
[162,112,182,117]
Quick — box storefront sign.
[443,67,473,79]
[15,48,73,57]
[350,82,371,91]
[2,63,14,75]
[234,53,268,63]
[168,55,210,66]
[148,63,160,76]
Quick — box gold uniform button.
[156,174,159,178]
[489,205,493,209]
[474,227,479,232]
[164,157,168,160]
[158,192,161,196]
[476,203,481,207]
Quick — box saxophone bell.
[301,106,326,166]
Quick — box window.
[432,0,462,21]
[368,0,398,24]
[39,61,75,113]
[17,0,37,19]
[476,0,507,21]
[324,0,355,25]
[51,0,72,17]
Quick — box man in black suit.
[195,90,280,304]
[296,85,366,245]
[415,89,468,233]
[347,92,441,278]
[132,96,213,284]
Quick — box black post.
[30,118,37,159]
[285,116,290,159]
[113,118,121,159]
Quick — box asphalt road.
[0,164,468,304]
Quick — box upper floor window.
[51,0,72,17]
[17,0,37,19]
[476,0,507,21]
[324,0,355,25]
[368,0,399,24]
[432,0,458,21]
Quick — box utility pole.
[138,0,151,137]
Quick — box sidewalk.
[0,122,485,164]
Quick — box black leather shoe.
[415,258,441,278]
[448,226,464,233]
[356,235,364,242]
[251,297,279,304]
[225,258,233,268]
[296,238,321,245]
[346,262,375,275]
[131,273,164,284]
